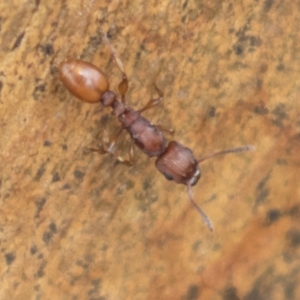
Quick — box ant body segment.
[59,34,254,231]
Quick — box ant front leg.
[102,34,128,103]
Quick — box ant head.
[155,141,200,185]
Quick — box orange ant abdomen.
[59,59,109,103]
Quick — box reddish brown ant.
[59,33,254,231]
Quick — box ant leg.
[117,140,135,166]
[102,33,128,103]
[139,86,174,134]
[155,124,174,135]
[138,85,164,113]
[86,127,124,155]
[86,127,134,166]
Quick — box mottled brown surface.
[1,1,299,300]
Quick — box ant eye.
[164,173,173,181]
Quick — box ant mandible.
[59,33,254,231]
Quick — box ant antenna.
[189,145,254,230]
[197,145,255,164]
[187,183,214,231]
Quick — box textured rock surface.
[0,1,299,299]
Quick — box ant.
[59,33,254,231]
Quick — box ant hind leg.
[102,33,128,103]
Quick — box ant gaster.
[59,34,254,231]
